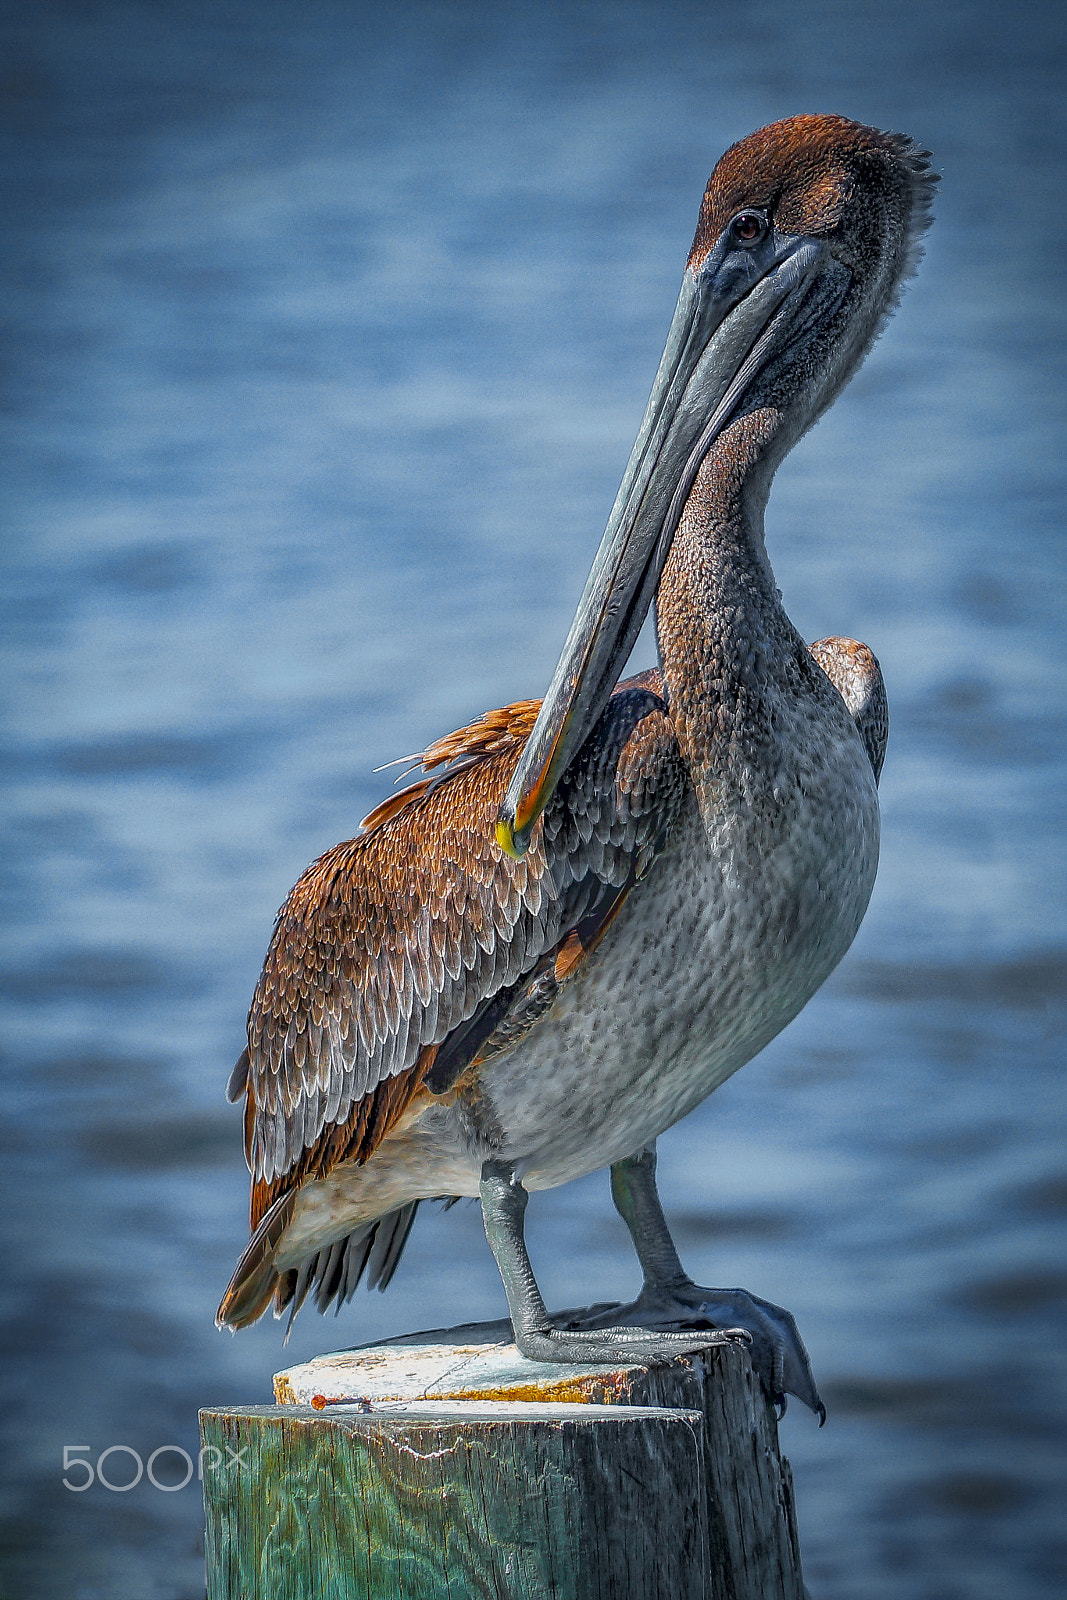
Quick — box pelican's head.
[684,114,936,477]
[498,115,936,858]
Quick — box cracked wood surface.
[202,1320,804,1599]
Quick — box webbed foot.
[479,1156,822,1418]
[515,1314,750,1368]
[570,1283,825,1421]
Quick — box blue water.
[2,2,1065,1595]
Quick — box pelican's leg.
[587,1142,825,1419]
[479,1158,746,1367]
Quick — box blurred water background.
[1,1,1065,1595]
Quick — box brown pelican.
[218,115,934,1417]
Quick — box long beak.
[496,234,829,858]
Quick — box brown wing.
[237,673,687,1237]
[809,636,889,782]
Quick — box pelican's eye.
[730,210,768,245]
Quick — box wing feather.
[808,637,889,782]
[238,675,687,1232]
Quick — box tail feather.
[368,1201,419,1291]
[219,1196,423,1334]
[294,1202,420,1320]
[311,1238,346,1313]
[285,1256,316,1335]
[216,1189,296,1330]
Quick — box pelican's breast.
[484,694,880,1189]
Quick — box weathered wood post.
[201,1317,805,1599]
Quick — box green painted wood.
[274,1324,805,1600]
[201,1400,709,1600]
[203,1323,806,1600]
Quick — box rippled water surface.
[2,2,1065,1596]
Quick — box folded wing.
[223,673,688,1323]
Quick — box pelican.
[218,115,934,1417]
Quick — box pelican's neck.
[655,407,803,812]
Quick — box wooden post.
[201,1317,805,1600]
